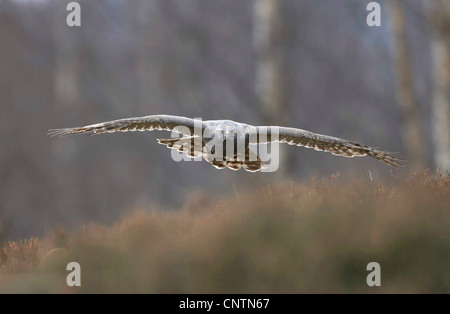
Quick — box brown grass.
[1,171,449,293]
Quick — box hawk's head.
[218,121,238,141]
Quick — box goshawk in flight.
[48,114,405,172]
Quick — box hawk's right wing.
[48,115,203,137]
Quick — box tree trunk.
[388,0,428,170]
[427,0,450,171]
[253,0,292,177]
[53,3,79,107]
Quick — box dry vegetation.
[0,171,449,293]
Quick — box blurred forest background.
[0,0,449,241]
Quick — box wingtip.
[47,129,66,137]
[47,128,80,137]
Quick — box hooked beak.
[219,130,228,138]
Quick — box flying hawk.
[48,114,405,172]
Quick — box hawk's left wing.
[249,126,406,168]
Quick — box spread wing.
[48,115,204,137]
[250,126,405,168]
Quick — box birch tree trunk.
[253,0,292,177]
[389,0,428,170]
[427,0,450,171]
